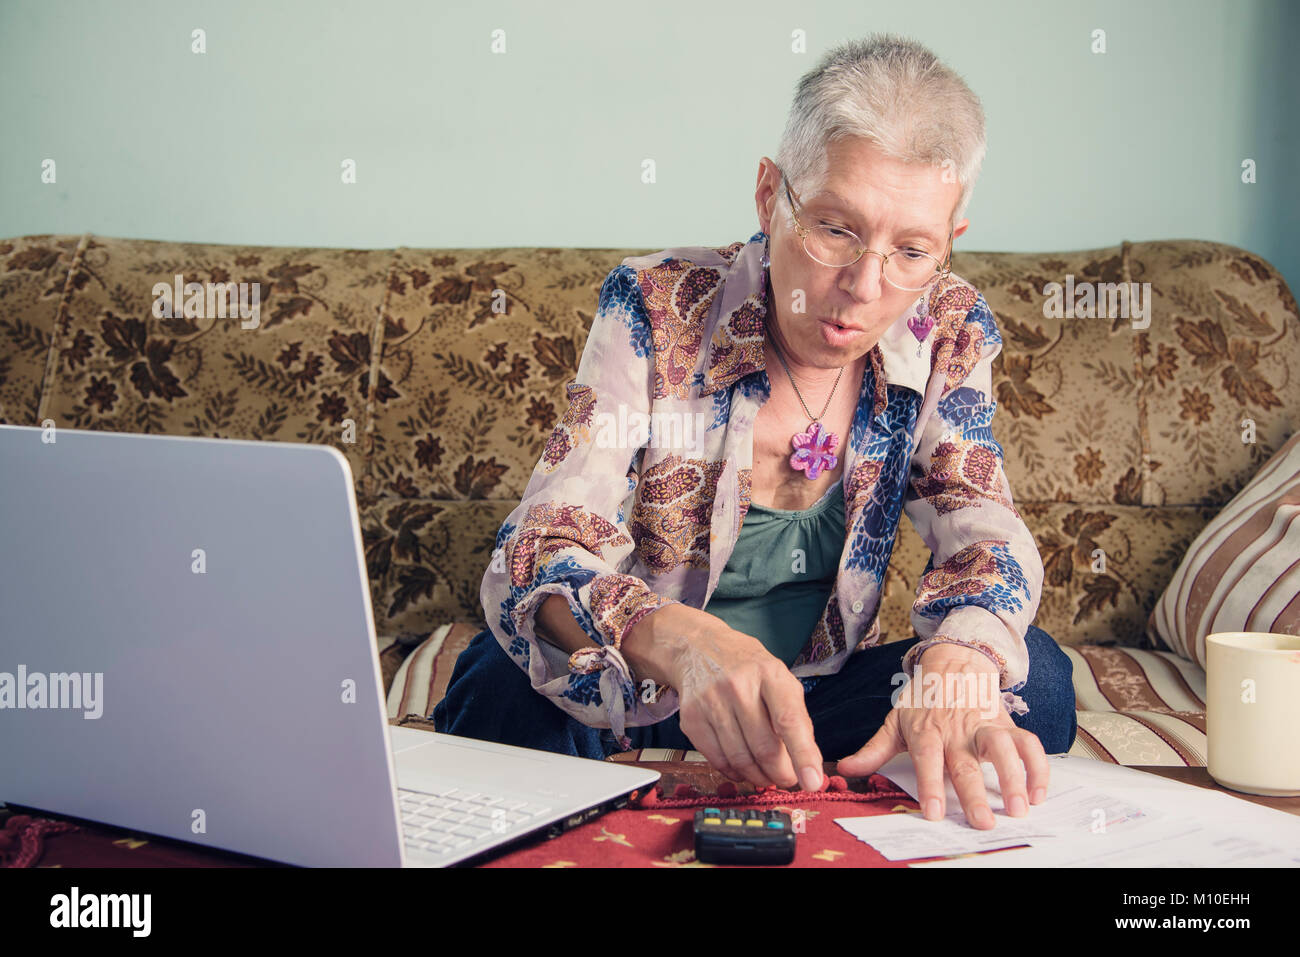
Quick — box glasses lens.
[884,249,942,290]
[803,225,860,266]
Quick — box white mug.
[1206,631,1300,796]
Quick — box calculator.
[693,808,796,865]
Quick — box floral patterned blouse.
[482,231,1045,750]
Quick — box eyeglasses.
[777,166,953,292]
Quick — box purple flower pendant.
[790,421,839,480]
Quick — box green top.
[704,478,846,666]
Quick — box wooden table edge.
[1128,765,1300,816]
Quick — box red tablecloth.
[1,768,937,868]
[482,771,921,868]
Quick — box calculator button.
[704,808,719,815]
[724,818,743,826]
[701,818,721,826]
[745,819,763,827]
[766,821,784,828]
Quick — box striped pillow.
[1148,430,1300,669]
[387,622,479,720]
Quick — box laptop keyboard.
[398,786,552,858]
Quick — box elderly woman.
[434,34,1076,830]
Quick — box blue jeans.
[432,625,1078,761]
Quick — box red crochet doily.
[0,814,80,868]
[628,772,909,809]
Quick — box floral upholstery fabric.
[2,233,1296,766]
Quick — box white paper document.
[833,753,1300,867]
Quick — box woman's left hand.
[835,644,1050,829]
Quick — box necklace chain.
[768,335,844,426]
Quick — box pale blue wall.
[2,0,1296,292]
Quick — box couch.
[3,233,1296,767]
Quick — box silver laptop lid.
[0,424,404,867]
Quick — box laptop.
[0,423,659,867]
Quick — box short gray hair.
[774,34,986,229]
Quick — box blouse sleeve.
[479,264,682,749]
[898,293,1045,714]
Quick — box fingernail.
[801,766,822,790]
[1008,795,1027,816]
[1031,787,1046,804]
[978,806,995,828]
[924,798,941,820]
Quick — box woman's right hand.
[669,625,825,791]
